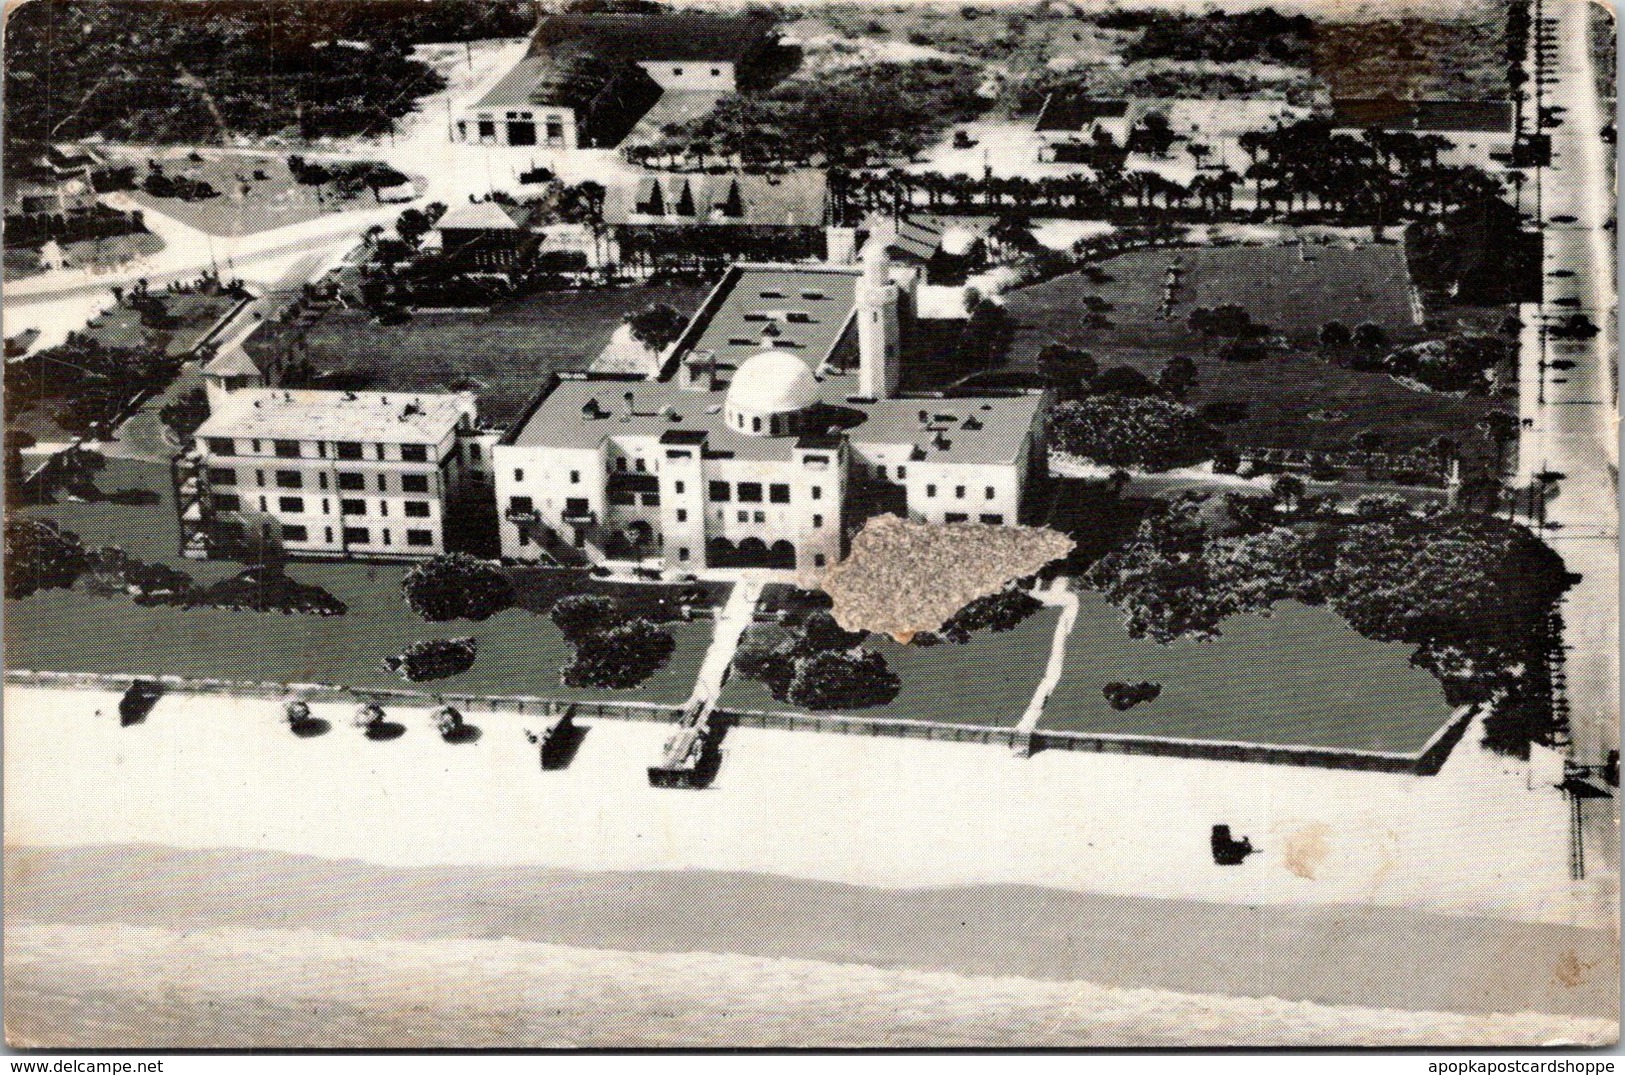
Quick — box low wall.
[5,670,1473,775]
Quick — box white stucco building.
[177,386,494,561]
[492,245,1048,573]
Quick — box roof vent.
[662,405,681,421]
[932,431,951,451]
[962,415,984,431]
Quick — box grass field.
[1004,243,1510,467]
[243,285,709,428]
[1039,593,1454,755]
[721,606,1060,727]
[111,151,410,238]
[6,458,713,705]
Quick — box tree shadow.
[364,720,407,741]
[290,717,332,738]
[441,722,483,745]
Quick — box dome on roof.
[728,350,819,414]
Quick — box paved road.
[1515,0,1619,895]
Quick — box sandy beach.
[4,685,1617,1046]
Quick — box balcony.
[561,507,597,526]
[505,507,540,524]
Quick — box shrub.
[941,586,1042,639]
[550,593,622,643]
[5,518,87,599]
[159,385,211,441]
[561,618,675,689]
[1050,395,1224,472]
[1103,681,1161,710]
[791,610,868,655]
[785,648,901,711]
[384,637,478,682]
[402,553,514,621]
[162,566,346,615]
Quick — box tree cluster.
[733,610,901,711]
[6,330,183,437]
[384,637,479,683]
[1117,7,1316,65]
[1049,394,1224,472]
[551,595,676,690]
[1383,334,1511,395]
[401,553,516,622]
[649,60,986,169]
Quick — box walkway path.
[689,575,765,708]
[1014,576,1081,737]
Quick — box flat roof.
[507,376,1041,468]
[196,389,468,445]
[676,264,864,379]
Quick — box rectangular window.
[256,470,266,486]
[635,458,647,473]
[339,472,365,491]
[737,482,763,503]
[642,493,660,507]
[753,511,765,524]
[927,484,937,497]
[769,483,790,504]
[986,486,996,500]
[278,496,304,513]
[737,510,748,523]
[876,465,887,480]
[318,473,329,490]
[946,513,969,523]
[518,530,530,546]
[709,481,730,502]
[382,529,391,545]
[344,527,370,545]
[897,466,907,479]
[405,501,431,518]
[616,458,628,472]
[276,471,302,489]
[609,490,636,506]
[674,481,685,494]
[282,525,308,542]
[811,486,822,500]
[258,496,267,512]
[508,495,533,513]
[321,499,329,515]
[336,442,363,460]
[401,445,428,463]
[341,499,365,516]
[468,444,482,462]
[955,486,966,499]
[275,440,300,459]
[678,547,690,561]
[407,530,434,547]
[213,494,240,511]
[676,509,688,522]
[515,468,525,482]
[565,497,590,516]
[207,438,235,456]
[812,514,823,528]
[570,470,580,484]
[379,502,388,517]
[980,513,1004,525]
[208,468,237,485]
[375,445,387,461]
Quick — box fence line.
[6,670,1472,775]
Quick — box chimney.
[621,391,635,422]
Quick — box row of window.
[216,495,433,518]
[209,468,432,494]
[277,524,435,547]
[926,483,999,500]
[945,513,1004,525]
[709,480,807,504]
[716,510,824,527]
[207,439,432,463]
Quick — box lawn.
[721,606,1061,728]
[1004,244,1511,468]
[242,285,709,428]
[109,150,418,238]
[1039,592,1455,756]
[6,458,715,705]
